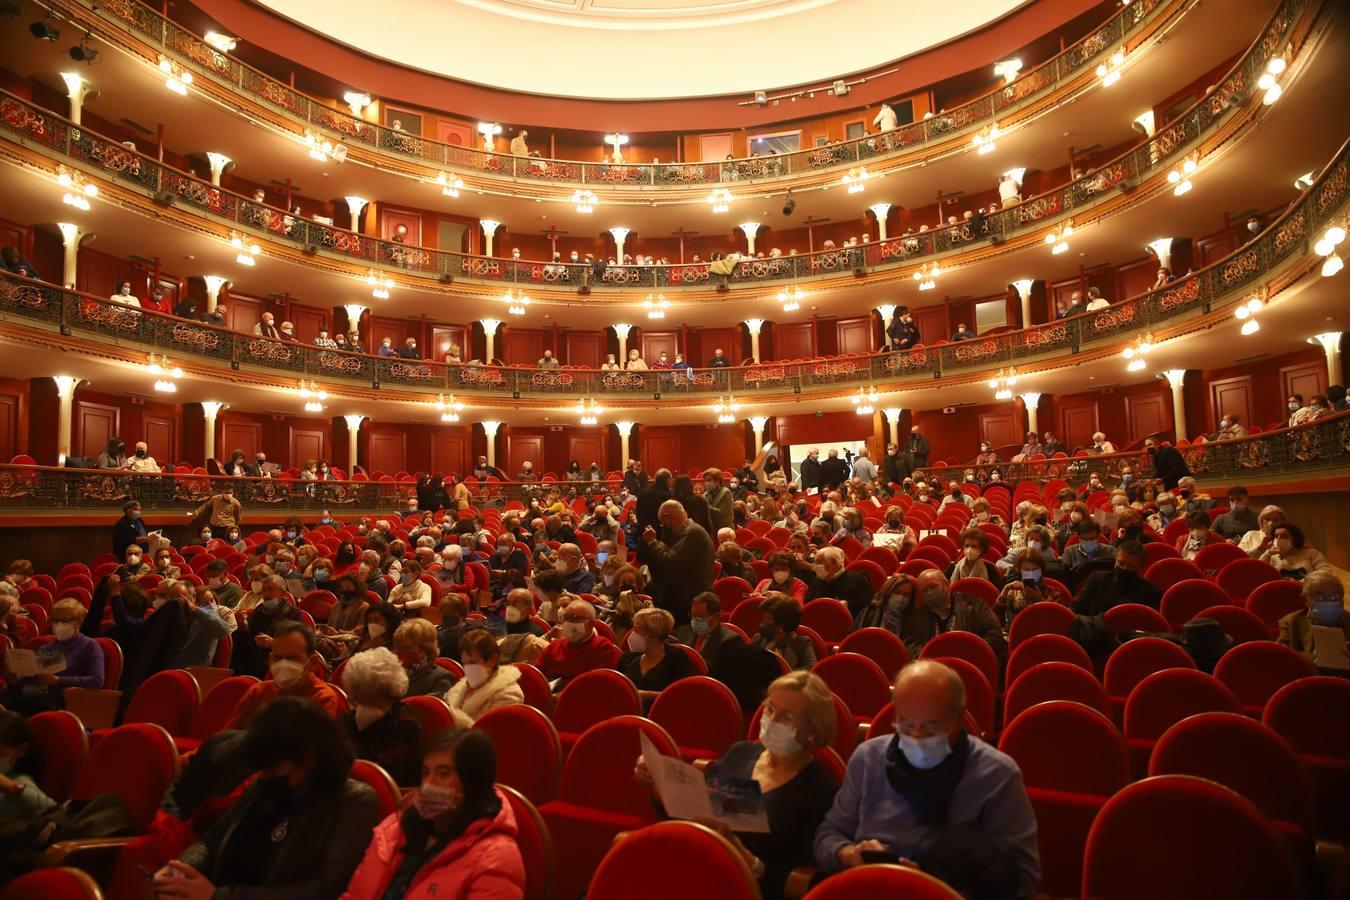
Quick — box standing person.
[641,500,714,626]
[623,460,650,495]
[886,310,920,350]
[1143,437,1191,491]
[673,474,715,539]
[112,500,149,557]
[872,101,898,133]
[818,450,849,491]
[509,129,529,156]
[635,467,673,533]
[799,449,822,492]
[851,448,878,486]
[190,484,244,539]
[907,426,930,468]
[702,468,735,533]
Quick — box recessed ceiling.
[254,0,1027,99]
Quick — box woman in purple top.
[0,598,104,714]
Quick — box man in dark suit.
[635,467,673,533]
[818,450,850,491]
[805,546,874,615]
[623,460,650,495]
[1144,436,1191,492]
[674,592,744,668]
[907,426,931,468]
[1072,541,1162,615]
[641,500,714,625]
[883,443,913,487]
[799,449,822,491]
[886,309,920,350]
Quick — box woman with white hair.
[393,618,454,697]
[1238,505,1286,557]
[340,646,422,787]
[444,629,524,727]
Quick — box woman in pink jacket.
[343,729,526,900]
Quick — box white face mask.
[353,705,384,730]
[52,622,77,641]
[626,629,648,653]
[554,559,569,573]
[463,663,490,688]
[898,732,953,769]
[603,572,616,587]
[759,717,802,757]
[414,782,461,819]
[561,621,588,643]
[504,606,526,624]
[270,658,305,687]
[963,547,981,562]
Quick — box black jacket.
[112,515,146,558]
[799,456,822,490]
[645,523,715,625]
[883,451,913,486]
[887,318,920,348]
[1072,569,1163,616]
[676,492,716,539]
[806,570,874,616]
[818,457,850,489]
[624,469,650,495]
[636,484,673,532]
[908,433,931,466]
[1150,445,1192,491]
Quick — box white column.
[52,376,80,464]
[343,304,367,346]
[615,421,635,466]
[482,421,501,468]
[201,401,224,463]
[875,304,897,343]
[882,407,904,446]
[480,220,500,257]
[613,323,632,362]
[203,275,228,313]
[868,204,892,241]
[1310,332,1344,385]
[1161,369,1188,442]
[56,223,86,289]
[1018,392,1042,436]
[1145,238,1173,273]
[744,318,765,363]
[60,73,91,126]
[1132,111,1157,137]
[748,416,769,453]
[480,318,501,364]
[739,222,760,256]
[344,196,369,232]
[343,414,364,472]
[205,152,232,187]
[609,227,630,260]
[1012,279,1035,328]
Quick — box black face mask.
[135,450,146,458]
[1147,446,1158,455]
[757,622,777,640]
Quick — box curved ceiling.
[254,0,1028,99]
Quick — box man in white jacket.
[873,102,898,133]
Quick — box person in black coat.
[0,246,42,281]
[636,468,674,532]
[886,310,920,350]
[1144,437,1191,491]
[1072,541,1162,615]
[641,501,714,625]
[804,547,874,616]
[907,427,931,468]
[817,451,850,491]
[623,461,650,495]
[798,450,822,491]
[112,500,148,558]
[672,474,715,538]
[883,445,913,487]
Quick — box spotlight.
[782,193,796,216]
[29,20,59,41]
[68,34,98,63]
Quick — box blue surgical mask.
[897,732,952,770]
[690,616,711,636]
[314,569,329,581]
[1080,540,1099,555]
[1021,568,1042,582]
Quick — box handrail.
[47,0,1176,190]
[0,411,1345,512]
[0,115,1345,403]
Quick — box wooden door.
[1059,401,1099,454]
[290,305,328,345]
[221,421,261,460]
[1116,258,1156,301]
[0,391,22,461]
[436,120,472,146]
[290,428,326,467]
[225,295,264,334]
[75,401,119,461]
[567,433,606,471]
[143,414,179,466]
[507,434,544,477]
[368,431,408,475]
[503,330,545,366]
[911,305,948,345]
[643,433,682,473]
[370,316,410,348]
[774,323,814,360]
[431,430,469,476]
[565,332,604,368]
[700,327,742,364]
[978,412,1019,450]
[699,133,733,162]
[1125,390,1171,443]
[380,208,423,246]
[640,331,680,364]
[1280,362,1325,405]
[1209,376,1253,434]
[433,326,468,362]
[835,318,873,355]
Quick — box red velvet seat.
[1103,637,1195,725]
[1082,775,1297,900]
[1102,603,1170,636]
[811,653,891,724]
[1195,604,1270,644]
[925,656,995,737]
[1192,541,1247,576]
[998,701,1127,897]
[539,716,680,900]
[857,546,898,574]
[113,669,200,738]
[0,868,103,900]
[1215,557,1282,602]
[70,723,181,832]
[1007,601,1075,649]
[95,636,123,690]
[404,694,456,737]
[950,576,998,609]
[845,559,886,593]
[837,627,909,679]
[1143,557,1204,593]
[649,676,744,764]
[1122,668,1239,779]
[830,534,863,561]
[27,710,88,802]
[500,784,555,900]
[475,704,563,806]
[175,675,258,754]
[553,668,641,757]
[907,545,952,568]
[1264,677,1350,841]
[1213,640,1317,717]
[729,597,765,635]
[921,630,1000,693]
[1004,633,1092,688]
[1244,579,1306,635]
[802,864,963,899]
[800,598,853,646]
[1159,579,1231,629]
[590,821,761,900]
[512,663,554,716]
[1003,662,1109,726]
[712,576,753,612]
[350,759,401,817]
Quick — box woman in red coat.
[342,729,525,900]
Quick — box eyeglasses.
[561,613,591,624]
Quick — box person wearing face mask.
[640,500,714,626]
[551,543,595,595]
[488,535,529,600]
[390,619,453,699]
[806,547,877,616]
[355,604,403,657]
[673,592,743,667]
[323,573,371,643]
[231,576,302,678]
[815,660,1039,895]
[834,507,874,549]
[1073,541,1162,615]
[1238,504,1285,557]
[1258,523,1329,581]
[0,711,59,820]
[199,558,242,609]
[578,502,620,543]
[338,646,423,788]
[617,607,690,691]
[495,588,548,665]
[1210,486,1258,541]
[388,561,433,613]
[1173,476,1212,515]
[160,697,381,899]
[896,569,1005,659]
[112,499,150,559]
[236,564,275,613]
[190,485,244,540]
[175,586,237,668]
[853,574,917,632]
[1059,519,1117,573]
[975,442,999,467]
[342,727,525,899]
[994,551,1052,630]
[1277,570,1350,670]
[1175,510,1221,561]
[945,529,999,585]
[695,468,732,534]
[1143,437,1191,492]
[1147,492,1181,533]
[717,541,757,584]
[430,594,469,661]
[225,624,342,728]
[753,550,809,602]
[116,542,153,581]
[0,598,104,714]
[537,598,621,684]
[799,448,823,492]
[751,595,817,671]
[152,548,183,580]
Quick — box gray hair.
[815,546,846,569]
[767,671,836,746]
[263,575,287,592]
[1302,569,1343,601]
[342,646,409,703]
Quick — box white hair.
[717,527,737,544]
[816,546,846,568]
[342,646,409,702]
[441,544,462,559]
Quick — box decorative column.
[609,227,630,261]
[882,407,904,446]
[744,318,765,363]
[344,196,369,232]
[1132,110,1156,137]
[739,222,760,256]
[1012,279,1035,328]
[747,416,769,453]
[342,414,364,471]
[480,318,501,364]
[60,73,92,126]
[480,220,500,257]
[1145,238,1173,273]
[613,323,632,362]
[875,304,897,342]
[1161,369,1188,442]
[56,223,87,289]
[868,204,892,241]
[615,421,635,466]
[201,401,224,463]
[481,421,501,468]
[1310,332,1344,384]
[1018,392,1042,436]
[52,376,80,465]
[203,275,228,313]
[342,304,367,347]
[205,152,232,187]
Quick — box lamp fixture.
[1314,222,1345,277]
[988,367,1019,400]
[575,398,603,426]
[476,122,502,150]
[644,294,669,319]
[852,385,878,415]
[158,56,193,95]
[203,32,238,52]
[366,269,394,299]
[1166,153,1198,196]
[971,124,1001,154]
[153,379,177,393]
[436,172,463,198]
[708,188,733,214]
[777,286,804,313]
[230,231,260,267]
[1233,294,1264,334]
[342,91,372,116]
[604,133,629,161]
[1122,332,1155,371]
[993,58,1023,85]
[1044,221,1074,255]
[303,130,347,163]
[712,395,740,424]
[434,394,464,422]
[912,262,941,291]
[571,189,598,214]
[1096,48,1126,86]
[1293,171,1315,191]
[56,165,97,210]
[502,289,530,316]
[298,379,328,411]
[842,168,870,194]
[1258,54,1287,105]
[147,353,184,380]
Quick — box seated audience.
[1238,504,1286,556]
[0,711,58,819]
[946,528,999,584]
[535,598,621,685]
[1176,511,1221,560]
[805,547,873,615]
[1,598,103,714]
[388,561,433,613]
[225,623,343,728]
[751,594,817,671]
[496,588,548,665]
[434,594,469,662]
[853,573,916,632]
[1277,570,1350,671]
[395,619,455,697]
[341,646,423,788]
[898,568,1005,659]
[1072,540,1161,614]
[717,541,758,584]
[674,591,743,667]
[553,542,596,594]
[618,607,692,691]
[445,628,524,726]
[1060,520,1117,571]
[754,550,809,602]
[1258,523,1329,580]
[1210,486,1258,540]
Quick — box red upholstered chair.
[713,576,753,612]
[926,656,995,738]
[499,784,555,900]
[27,710,88,802]
[800,599,853,647]
[907,545,952,568]
[539,716,680,900]
[729,598,766,636]
[1007,601,1075,649]
[1004,634,1092,688]
[1103,637,1196,725]
[1192,541,1247,577]
[512,663,554,717]
[1081,775,1297,900]
[1143,557,1204,594]
[475,704,563,806]
[589,821,761,900]
[1264,677,1350,841]
[1003,662,1109,726]
[858,546,898,574]
[812,653,891,725]
[1245,579,1306,635]
[845,559,887,593]
[1215,557,1282,602]
[921,631,1000,693]
[69,723,181,832]
[435,657,465,680]
[404,694,456,737]
[553,669,641,757]
[830,534,863,561]
[1195,604,1270,644]
[1102,603,1170,636]
[1123,668,1239,779]
[175,675,258,754]
[1160,579,1231,629]
[951,577,998,609]
[1140,541,1181,568]
[802,864,963,899]
[900,558,940,577]
[796,626,830,664]
[112,669,200,737]
[998,701,1127,897]
[93,636,123,690]
[665,641,708,675]
[0,868,103,900]
[649,676,744,763]
[1150,712,1314,855]
[1214,640,1317,717]
[350,759,401,817]
[837,627,909,679]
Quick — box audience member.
[1276,570,1349,670]
[641,499,714,625]
[395,619,455,697]
[0,598,103,714]
[751,594,817,670]
[1258,523,1329,580]
[224,623,342,728]
[897,569,1005,659]
[536,598,621,684]
[340,646,423,787]
[445,628,525,726]
[618,607,691,691]
[1072,540,1160,614]
[805,546,872,615]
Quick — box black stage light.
[782,192,796,216]
[69,42,98,63]
[29,20,60,40]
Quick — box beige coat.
[444,664,524,726]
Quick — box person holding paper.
[0,598,104,715]
[1278,570,1350,670]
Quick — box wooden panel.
[1281,361,1326,404]
[978,412,1019,450]
[75,402,119,462]
[774,323,814,360]
[641,331,680,364]
[567,433,606,471]
[143,415,179,466]
[431,430,469,476]
[503,329,546,366]
[221,421,261,460]
[699,133,733,162]
[75,247,131,297]
[835,317,873,355]
[432,326,468,362]
[0,218,25,255]
[379,207,423,246]
[0,392,19,462]
[700,327,742,364]
[565,332,604,368]
[290,305,328,345]
[507,434,545,477]
[225,295,264,334]
[368,431,408,475]
[643,433,683,472]
[911,305,948,345]
[1116,258,1156,301]
[436,120,471,146]
[1195,234,1228,267]
[370,316,410,347]
[1125,391,1171,444]
[1058,401,1099,453]
[290,428,326,467]
[1210,376,1253,435]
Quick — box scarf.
[883,730,971,827]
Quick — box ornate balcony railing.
[0,411,1345,514]
[0,119,1345,403]
[49,0,1177,190]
